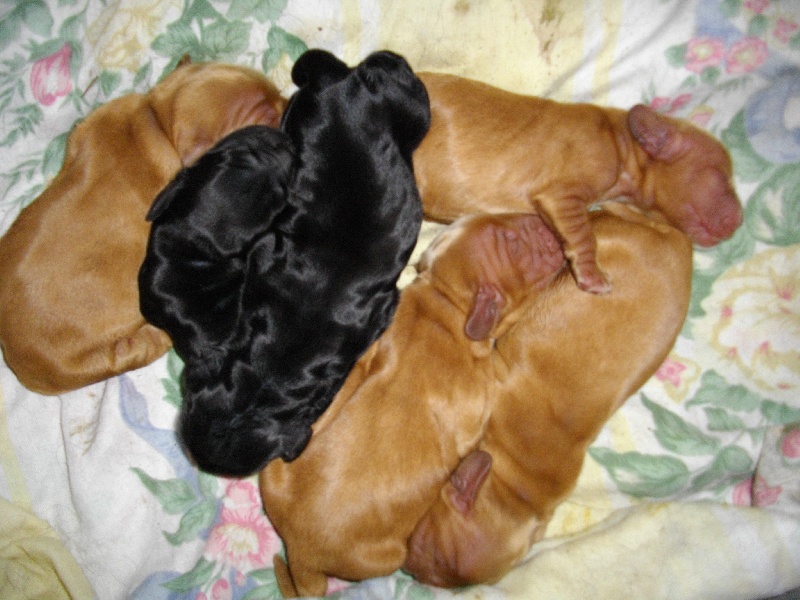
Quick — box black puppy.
[141,50,430,477]
[139,125,295,373]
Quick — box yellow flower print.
[693,245,800,402]
[87,0,181,72]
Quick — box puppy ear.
[465,284,502,341]
[448,450,492,515]
[146,169,188,222]
[628,104,686,161]
[359,51,431,154]
[291,49,350,87]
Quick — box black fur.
[139,50,429,476]
[139,126,295,373]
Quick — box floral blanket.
[1,1,799,599]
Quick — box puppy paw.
[574,268,612,294]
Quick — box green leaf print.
[0,1,54,52]
[394,576,436,600]
[203,19,252,60]
[152,21,202,61]
[761,400,800,425]
[689,446,753,493]
[164,498,218,545]
[99,70,122,97]
[197,470,220,499]
[588,448,690,498]
[41,131,68,178]
[184,0,222,23]
[687,209,755,321]
[0,104,44,147]
[243,582,283,600]
[664,43,687,68]
[162,557,216,592]
[131,468,197,514]
[700,66,721,85]
[685,371,763,412]
[745,165,800,246]
[263,26,308,72]
[133,61,153,89]
[721,111,773,183]
[704,407,747,432]
[642,395,720,456]
[720,0,742,19]
[161,350,184,409]
[747,14,768,38]
[58,13,84,42]
[227,0,288,23]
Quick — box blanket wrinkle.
[0,0,799,598]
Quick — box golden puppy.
[259,212,567,598]
[403,204,693,587]
[0,61,286,394]
[414,72,740,293]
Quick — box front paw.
[574,265,612,294]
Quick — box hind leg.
[273,554,329,599]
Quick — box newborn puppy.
[138,125,295,374]
[403,204,693,587]
[414,72,741,293]
[0,61,286,394]
[164,49,429,477]
[260,212,566,598]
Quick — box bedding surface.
[0,1,799,599]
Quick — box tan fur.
[403,204,693,587]
[414,72,741,293]
[259,213,566,598]
[0,61,286,394]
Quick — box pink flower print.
[781,428,800,458]
[689,105,715,127]
[725,37,769,75]
[210,578,232,600]
[222,479,262,516]
[774,18,799,44]
[656,358,687,387]
[685,37,725,73]
[744,0,769,14]
[649,97,671,112]
[327,578,351,595]
[752,475,782,507]
[732,477,753,505]
[649,94,693,116]
[204,480,281,574]
[30,44,73,106]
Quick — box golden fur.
[414,72,740,293]
[0,61,286,394]
[259,212,566,598]
[403,204,693,587]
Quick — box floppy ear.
[291,49,350,87]
[448,450,492,515]
[465,284,502,341]
[628,104,686,161]
[146,169,188,222]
